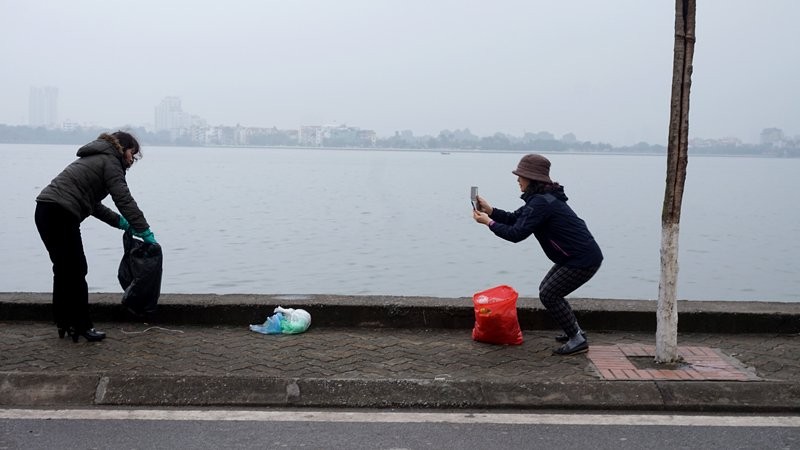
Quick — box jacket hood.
[76,134,125,162]
[521,185,569,202]
[550,185,568,202]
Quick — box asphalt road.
[1,409,798,449]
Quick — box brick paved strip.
[1,321,797,411]
[589,344,763,382]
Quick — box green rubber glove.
[133,228,158,245]
[118,215,130,231]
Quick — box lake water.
[1,144,798,302]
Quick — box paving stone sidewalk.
[1,321,798,411]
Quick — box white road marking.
[0,409,798,427]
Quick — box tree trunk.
[657,0,696,363]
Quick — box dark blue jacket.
[488,187,603,268]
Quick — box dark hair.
[112,131,142,161]
[524,180,560,195]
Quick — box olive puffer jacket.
[36,135,149,231]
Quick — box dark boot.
[555,331,587,343]
[553,333,588,356]
[70,328,106,343]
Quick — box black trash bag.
[118,230,163,315]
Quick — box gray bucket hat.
[512,154,552,183]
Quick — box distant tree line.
[0,124,173,146]
[377,129,651,154]
[1,124,797,157]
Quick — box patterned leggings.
[538,264,600,337]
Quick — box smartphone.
[470,186,479,210]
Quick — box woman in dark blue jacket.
[473,154,602,355]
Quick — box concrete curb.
[2,292,799,333]
[2,372,798,412]
[0,373,99,406]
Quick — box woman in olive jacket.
[35,131,157,342]
[473,154,602,356]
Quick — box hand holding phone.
[470,186,479,210]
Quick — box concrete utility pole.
[657,0,696,363]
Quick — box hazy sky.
[1,1,797,145]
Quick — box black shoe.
[555,331,586,343]
[70,328,106,343]
[553,339,589,356]
[58,327,70,339]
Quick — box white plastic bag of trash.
[249,306,311,335]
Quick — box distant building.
[357,129,377,146]
[155,96,188,132]
[29,86,58,128]
[61,119,78,132]
[285,129,299,142]
[155,96,206,142]
[717,137,743,146]
[760,128,785,146]
[299,124,376,148]
[299,125,324,146]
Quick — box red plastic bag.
[472,285,523,345]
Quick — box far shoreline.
[5,141,796,159]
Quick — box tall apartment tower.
[29,86,58,128]
[154,96,185,131]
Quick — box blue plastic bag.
[249,312,284,334]
[249,307,311,335]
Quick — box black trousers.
[34,202,93,331]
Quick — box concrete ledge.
[655,381,800,412]
[3,372,798,412]
[0,373,99,406]
[97,375,293,406]
[1,292,799,333]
